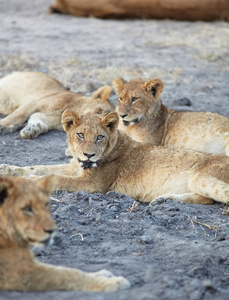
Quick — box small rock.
[217,234,226,241]
[96,213,101,222]
[106,191,118,199]
[173,97,192,106]
[190,290,202,300]
[202,279,216,291]
[140,234,154,244]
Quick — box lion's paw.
[0,124,18,134]
[150,196,173,206]
[20,122,48,139]
[0,164,14,175]
[0,124,15,134]
[0,124,7,134]
[20,124,40,139]
[93,269,115,278]
[0,164,24,176]
[103,276,130,292]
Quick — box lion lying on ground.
[0,71,114,139]
[0,175,130,291]
[49,0,229,21]
[1,111,229,205]
[113,77,229,156]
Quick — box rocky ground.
[0,1,229,299]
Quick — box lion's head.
[82,85,115,116]
[113,78,164,126]
[62,111,119,170]
[0,175,57,247]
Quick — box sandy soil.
[0,1,229,299]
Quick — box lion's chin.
[29,236,53,248]
[78,159,99,170]
[123,117,141,127]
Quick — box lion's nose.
[120,114,128,119]
[84,153,95,159]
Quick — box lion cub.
[0,175,130,291]
[0,71,114,139]
[113,78,229,156]
[2,111,229,205]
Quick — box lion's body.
[114,78,229,156]
[49,0,229,21]
[0,72,114,139]
[0,175,129,291]
[2,112,229,205]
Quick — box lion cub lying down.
[113,78,229,156]
[0,175,130,291]
[0,71,114,139]
[49,0,229,21]
[2,111,229,205]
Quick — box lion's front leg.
[82,270,130,292]
[0,104,37,133]
[150,193,214,205]
[28,262,130,292]
[20,112,62,139]
[0,163,73,178]
[0,164,29,177]
[54,174,108,193]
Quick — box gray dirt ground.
[0,1,229,299]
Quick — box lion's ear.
[113,78,127,94]
[101,112,119,132]
[0,176,14,206]
[92,86,112,102]
[35,175,57,196]
[61,109,81,132]
[144,79,164,99]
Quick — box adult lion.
[1,111,229,205]
[0,175,130,291]
[114,77,229,156]
[49,0,229,21]
[0,71,114,139]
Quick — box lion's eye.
[131,97,139,103]
[77,133,84,139]
[118,97,123,103]
[22,205,33,216]
[97,135,104,141]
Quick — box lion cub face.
[87,85,115,116]
[113,78,164,126]
[62,110,119,169]
[0,176,57,247]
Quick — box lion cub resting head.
[0,175,130,292]
[63,110,119,170]
[114,77,229,156]
[0,71,114,139]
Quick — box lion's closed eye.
[22,205,34,216]
[77,133,85,139]
[131,97,139,104]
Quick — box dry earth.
[0,1,229,299]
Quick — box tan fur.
[2,112,229,205]
[114,77,229,156]
[0,71,114,139]
[49,0,229,21]
[0,175,130,291]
